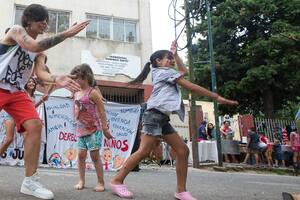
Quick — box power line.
[168,0,204,51]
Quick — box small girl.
[258,132,273,168]
[273,138,283,167]
[292,108,300,174]
[70,63,113,192]
[110,41,238,200]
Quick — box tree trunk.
[262,89,274,118]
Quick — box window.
[125,21,136,42]
[113,19,124,41]
[14,6,24,25]
[14,6,70,34]
[99,86,144,104]
[99,17,110,39]
[47,10,70,33]
[86,15,98,38]
[86,14,137,42]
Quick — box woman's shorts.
[77,130,103,151]
[142,109,176,137]
[274,152,282,160]
[0,89,40,133]
[247,148,259,154]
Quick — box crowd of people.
[196,116,300,175]
[241,124,300,173]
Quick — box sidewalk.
[212,163,297,176]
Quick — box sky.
[150,0,186,58]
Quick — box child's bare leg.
[74,149,87,190]
[255,153,259,167]
[242,153,250,163]
[0,120,15,155]
[282,159,286,167]
[111,134,157,185]
[90,149,104,192]
[163,133,189,193]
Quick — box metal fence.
[254,118,296,142]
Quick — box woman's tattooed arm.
[37,33,66,50]
[9,25,66,52]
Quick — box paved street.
[0,165,299,200]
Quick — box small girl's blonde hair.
[70,63,95,86]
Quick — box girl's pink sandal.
[110,183,134,199]
[175,191,197,200]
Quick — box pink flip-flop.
[110,183,134,199]
[175,191,197,200]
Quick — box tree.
[191,0,300,118]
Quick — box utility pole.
[185,0,199,168]
[206,0,223,166]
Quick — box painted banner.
[101,102,140,171]
[0,111,25,166]
[45,97,77,169]
[0,97,140,171]
[45,96,140,171]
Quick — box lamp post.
[185,0,200,168]
[206,0,223,166]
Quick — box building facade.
[0,0,153,103]
[0,0,218,139]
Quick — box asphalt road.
[0,165,299,200]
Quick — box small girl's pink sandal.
[110,183,134,199]
[175,191,197,200]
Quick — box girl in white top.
[110,41,238,200]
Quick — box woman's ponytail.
[129,62,151,84]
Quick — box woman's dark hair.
[21,4,49,27]
[70,63,95,86]
[207,123,214,138]
[130,50,173,84]
[223,121,230,125]
[24,77,37,97]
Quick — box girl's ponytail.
[129,49,171,84]
[129,62,151,84]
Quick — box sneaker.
[20,172,54,199]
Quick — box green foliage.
[191,0,300,118]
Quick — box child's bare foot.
[93,183,105,192]
[74,181,85,190]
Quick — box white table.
[187,141,218,163]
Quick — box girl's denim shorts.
[142,109,176,137]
